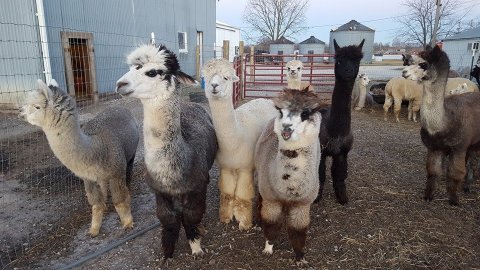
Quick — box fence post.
[196,45,201,81]
[239,41,245,98]
[223,40,230,60]
[250,46,254,81]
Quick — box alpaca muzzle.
[116,81,133,96]
[281,127,293,141]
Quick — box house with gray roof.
[299,36,326,63]
[329,20,375,63]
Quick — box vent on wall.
[178,32,188,54]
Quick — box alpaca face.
[358,74,370,86]
[204,73,239,99]
[333,39,364,81]
[273,89,323,142]
[116,44,195,100]
[449,83,469,95]
[19,79,75,128]
[402,45,450,83]
[402,56,428,82]
[286,60,303,79]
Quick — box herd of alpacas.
[18,40,480,265]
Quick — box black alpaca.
[316,39,364,204]
[471,65,480,86]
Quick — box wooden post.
[250,46,254,81]
[223,40,230,60]
[239,41,245,98]
[195,45,201,81]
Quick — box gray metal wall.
[269,44,295,62]
[43,0,216,94]
[298,44,325,62]
[0,0,44,107]
[329,31,375,63]
[443,39,480,72]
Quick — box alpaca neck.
[287,77,301,90]
[43,115,94,170]
[141,94,184,162]
[275,130,320,170]
[328,78,355,136]
[357,83,367,108]
[208,94,240,146]
[420,78,447,134]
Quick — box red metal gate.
[232,55,242,107]
[241,53,335,102]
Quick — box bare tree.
[396,0,461,48]
[242,0,309,43]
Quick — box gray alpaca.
[19,79,139,236]
[116,44,218,259]
[255,89,324,264]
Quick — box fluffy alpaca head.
[116,44,196,100]
[358,74,370,86]
[449,83,469,95]
[286,60,303,80]
[19,79,76,128]
[402,45,450,83]
[333,39,364,81]
[202,58,239,99]
[402,54,414,66]
[273,89,324,142]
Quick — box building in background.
[269,37,295,62]
[216,21,241,62]
[329,20,375,63]
[442,26,480,74]
[298,36,326,63]
[0,0,216,109]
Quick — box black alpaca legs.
[315,153,327,203]
[155,192,181,260]
[331,154,349,204]
[182,190,207,256]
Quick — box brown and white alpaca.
[286,60,313,91]
[255,89,324,264]
[402,45,480,205]
[352,73,371,110]
[19,79,139,237]
[116,44,218,259]
[202,58,277,230]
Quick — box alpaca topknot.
[335,44,364,60]
[419,45,450,71]
[274,89,321,112]
[202,58,234,80]
[126,44,180,73]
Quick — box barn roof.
[299,36,325,44]
[271,37,295,44]
[443,26,480,41]
[331,20,374,32]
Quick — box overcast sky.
[216,0,480,44]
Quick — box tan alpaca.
[286,60,313,91]
[19,79,139,236]
[383,77,423,122]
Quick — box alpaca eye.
[297,67,301,70]
[301,111,309,121]
[34,105,41,110]
[136,64,143,70]
[224,77,228,80]
[275,106,283,118]
[287,67,291,71]
[145,70,157,77]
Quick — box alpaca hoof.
[463,186,470,193]
[295,258,309,267]
[88,228,100,237]
[262,241,273,255]
[122,222,134,231]
[192,249,205,259]
[448,197,459,206]
[220,217,232,224]
[335,191,349,205]
[239,221,253,231]
[395,118,400,123]
[354,107,361,111]
[423,194,433,202]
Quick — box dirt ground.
[4,100,480,270]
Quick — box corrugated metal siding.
[298,44,325,62]
[0,0,43,107]
[443,39,480,71]
[329,31,375,63]
[43,0,215,94]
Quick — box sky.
[216,0,480,45]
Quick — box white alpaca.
[202,58,278,230]
[255,89,323,264]
[352,74,371,110]
[286,60,313,91]
[444,78,479,96]
[19,79,139,237]
[449,83,469,95]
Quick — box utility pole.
[431,0,442,47]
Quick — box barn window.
[278,50,283,55]
[308,50,314,54]
[178,32,188,53]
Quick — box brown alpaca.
[402,45,480,205]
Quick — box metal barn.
[329,20,375,63]
[269,37,295,62]
[442,26,480,73]
[298,36,326,62]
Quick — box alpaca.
[316,39,364,204]
[19,79,139,237]
[286,60,313,91]
[351,73,371,110]
[202,58,277,230]
[464,151,480,192]
[383,77,423,122]
[116,44,218,259]
[471,65,480,86]
[255,89,324,264]
[402,45,480,205]
[444,78,479,95]
[402,54,414,66]
[449,83,469,95]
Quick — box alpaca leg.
[260,199,283,255]
[286,204,310,263]
[446,152,467,205]
[412,100,420,123]
[84,180,107,237]
[314,153,327,203]
[383,96,393,121]
[407,101,413,121]
[218,169,237,224]
[182,189,207,257]
[393,98,402,123]
[110,177,133,230]
[233,169,254,230]
[155,192,181,259]
[425,150,443,202]
[331,153,349,204]
[463,154,475,193]
[125,153,135,187]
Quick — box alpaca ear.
[227,74,240,82]
[36,79,53,99]
[176,71,197,85]
[333,39,340,51]
[358,39,365,49]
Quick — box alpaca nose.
[402,70,407,76]
[211,83,219,91]
[116,81,128,91]
[282,124,292,131]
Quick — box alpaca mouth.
[281,130,293,140]
[117,88,134,96]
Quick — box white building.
[216,21,241,61]
[442,26,480,73]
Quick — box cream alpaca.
[286,60,313,91]
[352,74,371,110]
[19,79,139,237]
[202,58,277,230]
